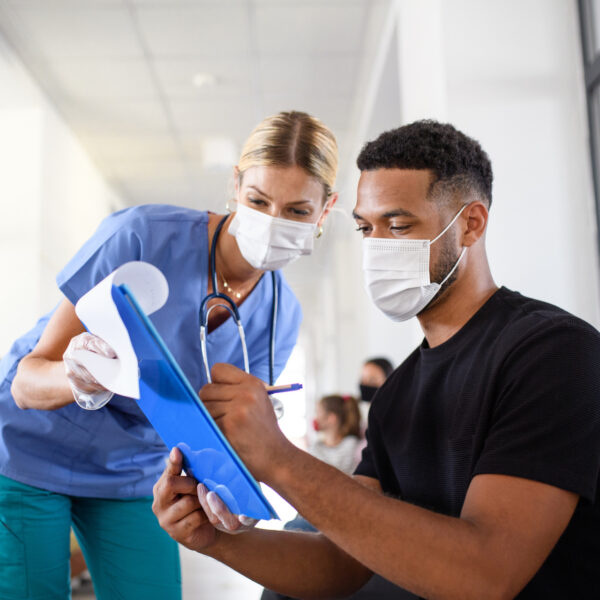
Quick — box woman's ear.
[318,192,338,228]
[232,166,241,196]
[461,201,489,247]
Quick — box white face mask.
[362,204,467,322]
[228,202,319,271]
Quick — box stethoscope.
[199,214,278,386]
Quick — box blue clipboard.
[111,282,278,521]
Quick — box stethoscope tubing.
[199,214,277,385]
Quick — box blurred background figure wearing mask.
[358,356,394,433]
[0,110,338,600]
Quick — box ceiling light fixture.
[192,72,217,88]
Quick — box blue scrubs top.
[0,205,302,498]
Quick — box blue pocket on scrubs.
[0,504,28,599]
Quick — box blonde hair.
[238,111,338,197]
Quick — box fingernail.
[206,491,222,514]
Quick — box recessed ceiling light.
[192,73,217,88]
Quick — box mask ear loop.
[430,203,469,245]
[433,203,469,287]
[439,247,467,288]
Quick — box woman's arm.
[11,299,86,409]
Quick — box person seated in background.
[283,394,362,534]
[153,120,600,599]
[310,394,362,475]
[358,356,394,404]
[357,356,394,437]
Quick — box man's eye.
[390,225,410,232]
[355,225,370,234]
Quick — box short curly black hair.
[356,120,493,206]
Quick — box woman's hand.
[152,447,219,551]
[197,483,258,534]
[63,332,116,410]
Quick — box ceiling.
[0,0,391,211]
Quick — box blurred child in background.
[282,394,361,534]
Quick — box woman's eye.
[290,208,310,216]
[248,197,267,206]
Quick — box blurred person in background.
[0,110,338,600]
[359,356,394,404]
[357,356,394,432]
[284,393,362,533]
[311,394,361,475]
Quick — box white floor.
[180,545,263,600]
[180,485,296,599]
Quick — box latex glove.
[197,483,258,534]
[63,332,116,410]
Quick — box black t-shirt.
[355,287,600,598]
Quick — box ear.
[318,192,338,228]
[233,166,241,197]
[460,201,489,247]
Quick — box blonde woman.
[1,111,338,599]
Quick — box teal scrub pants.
[0,474,181,600]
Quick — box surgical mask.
[359,384,378,403]
[362,205,468,322]
[228,202,318,271]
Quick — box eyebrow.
[247,186,313,205]
[352,208,416,220]
[247,185,272,200]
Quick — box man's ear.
[461,201,489,247]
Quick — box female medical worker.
[0,110,338,600]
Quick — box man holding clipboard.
[154,121,600,599]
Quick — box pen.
[265,383,303,395]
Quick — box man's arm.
[153,447,374,599]
[194,364,579,600]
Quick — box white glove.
[197,483,258,534]
[63,332,116,410]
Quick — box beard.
[419,230,462,314]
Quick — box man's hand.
[152,447,218,551]
[199,363,294,483]
[197,483,258,534]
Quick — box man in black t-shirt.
[152,121,600,599]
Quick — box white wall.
[0,32,121,356]
[331,0,600,393]
[443,0,599,327]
